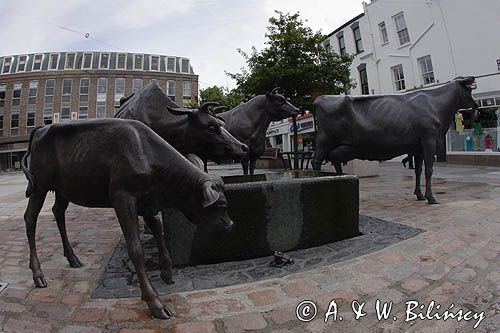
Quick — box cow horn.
[213,106,228,113]
[166,105,193,116]
[270,87,280,95]
[199,102,220,112]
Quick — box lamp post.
[292,116,299,169]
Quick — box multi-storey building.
[321,0,500,165]
[0,51,198,171]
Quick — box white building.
[322,0,500,165]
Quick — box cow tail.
[22,126,43,198]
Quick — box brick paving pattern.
[0,162,498,332]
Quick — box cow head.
[455,76,480,110]
[166,103,248,161]
[181,177,234,232]
[265,87,300,121]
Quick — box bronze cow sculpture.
[21,119,233,319]
[216,88,300,175]
[312,76,479,204]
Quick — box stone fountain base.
[168,171,359,266]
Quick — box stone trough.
[168,171,360,266]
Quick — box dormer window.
[99,53,109,69]
[65,53,76,69]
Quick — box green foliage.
[199,85,245,111]
[227,11,355,110]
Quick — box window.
[79,79,89,119]
[61,106,71,122]
[183,81,192,97]
[323,40,331,53]
[12,83,22,107]
[62,79,72,103]
[49,53,59,70]
[79,106,88,119]
[96,78,107,118]
[134,54,143,70]
[180,59,190,73]
[0,84,5,108]
[166,57,176,72]
[97,78,108,94]
[392,64,406,91]
[167,80,176,101]
[80,78,89,102]
[10,112,19,136]
[418,55,435,85]
[96,105,106,118]
[150,56,159,71]
[338,34,347,56]
[17,55,28,72]
[115,78,125,104]
[27,111,36,130]
[359,68,369,95]
[379,22,389,44]
[99,53,109,69]
[133,78,143,92]
[2,57,12,74]
[32,54,43,71]
[28,81,38,105]
[82,52,93,69]
[117,53,127,69]
[44,79,55,125]
[352,26,363,53]
[394,12,410,45]
[65,53,76,69]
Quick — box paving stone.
[71,307,106,322]
[109,308,150,323]
[3,318,52,333]
[401,278,429,293]
[265,303,298,325]
[59,325,103,333]
[222,312,268,332]
[248,289,281,307]
[281,280,319,298]
[171,321,216,333]
[119,328,164,333]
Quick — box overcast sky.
[0,0,362,90]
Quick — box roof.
[326,13,365,38]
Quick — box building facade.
[321,0,500,163]
[0,51,198,171]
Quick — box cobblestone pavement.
[0,162,499,333]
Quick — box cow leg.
[241,159,249,175]
[312,149,328,171]
[249,159,257,175]
[53,192,83,268]
[327,145,355,174]
[423,146,438,204]
[112,194,172,319]
[413,155,425,201]
[333,162,343,174]
[24,190,48,288]
[144,214,174,285]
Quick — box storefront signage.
[266,124,289,136]
[290,120,314,133]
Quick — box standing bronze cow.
[312,77,479,204]
[22,119,233,319]
[217,88,300,175]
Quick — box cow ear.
[167,106,193,116]
[201,181,220,208]
[186,154,205,170]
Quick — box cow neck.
[428,82,464,134]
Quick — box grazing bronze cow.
[312,77,479,204]
[21,119,233,319]
[217,88,300,175]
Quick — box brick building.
[0,51,198,171]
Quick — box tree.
[227,11,355,110]
[199,85,245,111]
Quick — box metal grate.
[0,281,8,294]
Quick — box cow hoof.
[160,271,174,285]
[33,276,48,288]
[151,306,173,320]
[427,199,439,205]
[416,195,426,201]
[67,255,84,268]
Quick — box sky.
[0,0,363,90]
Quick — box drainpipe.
[362,1,382,93]
[434,0,457,77]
